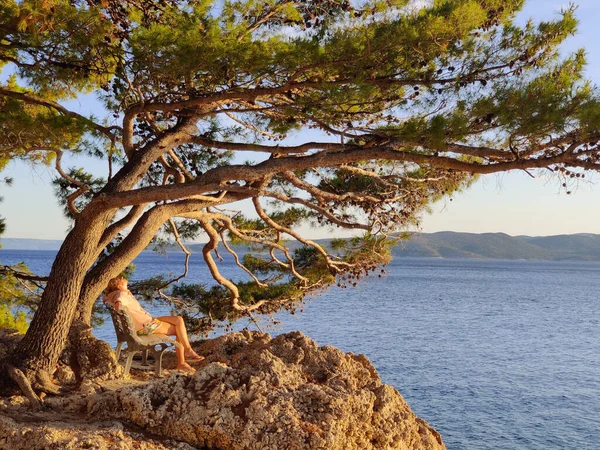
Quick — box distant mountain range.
[391,232,600,260]
[4,232,600,261]
[1,238,64,251]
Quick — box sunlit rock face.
[89,330,445,450]
[0,414,197,450]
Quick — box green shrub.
[0,304,28,334]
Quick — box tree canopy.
[2,0,600,397]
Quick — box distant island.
[4,232,600,261]
[390,232,600,261]
[1,238,64,251]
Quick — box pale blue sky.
[2,0,600,240]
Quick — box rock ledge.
[88,330,444,450]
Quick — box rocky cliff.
[0,330,445,450]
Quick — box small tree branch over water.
[1,0,600,399]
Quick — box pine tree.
[2,0,600,403]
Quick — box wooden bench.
[106,304,180,377]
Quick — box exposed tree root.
[6,364,42,411]
[0,321,123,411]
[62,319,123,385]
[34,370,62,396]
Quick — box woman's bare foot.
[176,362,195,373]
[185,349,204,361]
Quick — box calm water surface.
[2,249,599,450]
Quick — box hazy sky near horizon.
[2,0,600,240]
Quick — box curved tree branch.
[197,217,243,310]
[94,138,600,211]
[0,87,119,140]
[189,136,345,155]
[99,204,147,250]
[252,197,353,274]
[216,227,268,288]
[263,191,371,231]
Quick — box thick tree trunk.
[8,213,110,390]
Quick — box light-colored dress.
[103,290,162,335]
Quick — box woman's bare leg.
[154,320,187,369]
[155,316,202,364]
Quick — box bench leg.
[124,351,136,377]
[115,342,124,361]
[153,349,166,377]
[142,349,149,365]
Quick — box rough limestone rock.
[89,330,445,450]
[0,413,196,450]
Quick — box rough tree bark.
[4,212,113,395]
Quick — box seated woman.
[103,276,203,372]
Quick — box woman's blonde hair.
[105,277,124,295]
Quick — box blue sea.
[2,249,599,450]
